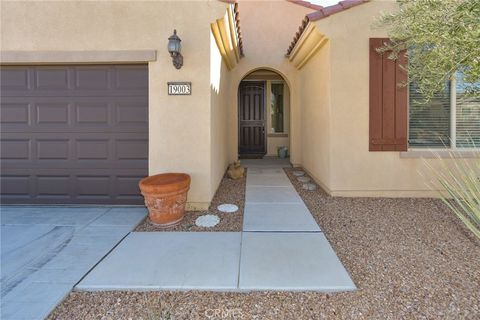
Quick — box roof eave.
[286,0,323,11]
[286,0,370,57]
[308,0,370,21]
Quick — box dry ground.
[135,170,246,232]
[49,168,479,320]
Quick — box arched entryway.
[237,69,291,159]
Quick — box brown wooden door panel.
[0,65,148,204]
[238,81,266,156]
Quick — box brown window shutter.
[369,38,408,151]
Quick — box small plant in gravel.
[424,148,480,239]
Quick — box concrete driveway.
[0,206,146,320]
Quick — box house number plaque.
[168,82,191,95]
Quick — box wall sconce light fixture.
[168,29,183,69]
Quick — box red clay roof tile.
[307,0,369,21]
[218,1,244,57]
[233,2,244,57]
[286,0,370,56]
[287,0,323,11]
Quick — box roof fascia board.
[226,5,240,62]
[288,22,316,61]
[297,36,328,69]
[288,22,326,70]
[211,20,233,70]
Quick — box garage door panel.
[75,102,110,124]
[36,175,71,197]
[2,89,147,98]
[115,66,149,90]
[116,103,148,125]
[35,68,70,90]
[115,175,146,197]
[1,99,147,132]
[1,64,148,204]
[0,175,31,196]
[36,103,70,124]
[0,68,31,91]
[76,139,110,160]
[76,176,111,197]
[2,133,147,168]
[2,65,147,97]
[1,168,146,204]
[37,139,70,160]
[75,68,109,90]
[116,140,148,160]
[1,139,31,160]
[0,103,31,124]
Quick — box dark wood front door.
[238,81,266,157]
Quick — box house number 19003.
[168,82,191,95]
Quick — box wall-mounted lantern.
[168,29,183,69]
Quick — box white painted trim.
[400,149,479,158]
[288,23,315,61]
[0,50,157,64]
[450,75,457,148]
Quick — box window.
[270,83,284,133]
[455,76,480,148]
[408,72,480,149]
[408,82,451,148]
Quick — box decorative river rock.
[303,183,317,191]
[195,214,220,227]
[293,170,305,177]
[297,176,311,183]
[217,203,239,213]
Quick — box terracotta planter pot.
[139,173,191,228]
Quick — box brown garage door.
[0,64,148,204]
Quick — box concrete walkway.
[77,159,356,292]
[1,206,146,320]
[239,159,354,290]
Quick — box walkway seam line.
[72,231,133,289]
[236,232,244,289]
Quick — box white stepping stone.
[297,176,311,183]
[303,183,317,191]
[293,170,305,176]
[195,214,220,228]
[217,204,239,213]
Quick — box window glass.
[271,83,284,133]
[408,82,451,148]
[455,72,480,148]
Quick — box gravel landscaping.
[49,167,479,320]
[134,170,245,232]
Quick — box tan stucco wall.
[0,0,228,208]
[298,41,332,190]
[227,0,313,164]
[306,0,447,197]
[2,0,455,201]
[210,32,231,199]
